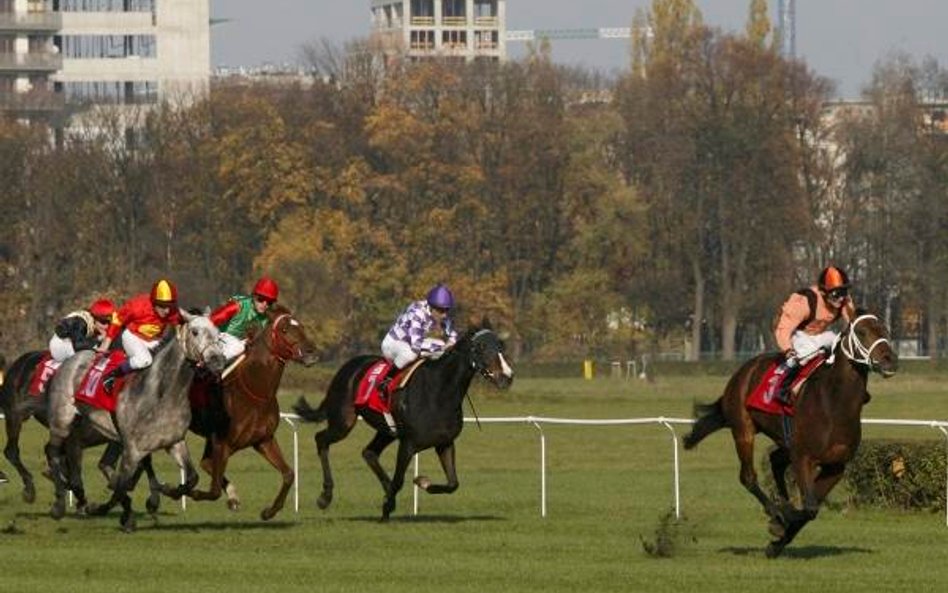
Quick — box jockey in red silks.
[48,298,116,362]
[766,266,855,403]
[99,279,183,393]
[210,276,279,361]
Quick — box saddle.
[75,351,129,413]
[355,358,424,416]
[28,352,61,397]
[746,353,827,416]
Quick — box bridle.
[264,313,306,363]
[840,314,891,370]
[469,329,512,382]
[175,322,219,368]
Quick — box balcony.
[474,16,498,27]
[0,89,65,112]
[0,52,63,72]
[442,16,467,27]
[0,12,63,32]
[410,16,435,26]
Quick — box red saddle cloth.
[28,352,61,397]
[188,374,216,410]
[746,354,827,416]
[355,360,408,415]
[75,351,129,413]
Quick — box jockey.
[766,265,855,404]
[48,298,116,362]
[376,283,459,397]
[99,279,183,393]
[210,276,279,361]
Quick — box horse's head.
[265,305,319,367]
[844,311,899,378]
[466,323,514,390]
[179,309,227,374]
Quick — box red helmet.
[818,266,850,291]
[88,298,116,322]
[150,279,178,306]
[252,276,279,303]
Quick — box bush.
[844,440,947,512]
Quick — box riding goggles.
[827,288,849,300]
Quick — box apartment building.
[371,0,506,62]
[1,0,209,120]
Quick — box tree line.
[1,0,946,362]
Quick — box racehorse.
[188,304,318,520]
[1,350,165,511]
[45,310,225,531]
[292,322,514,520]
[682,310,898,557]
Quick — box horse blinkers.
[850,315,899,378]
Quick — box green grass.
[1,369,947,592]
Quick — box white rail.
[3,412,947,525]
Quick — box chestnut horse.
[293,323,514,521]
[188,304,318,521]
[683,311,898,557]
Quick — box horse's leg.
[314,413,360,510]
[63,438,88,513]
[769,446,792,502]
[44,434,70,520]
[361,431,396,496]
[732,428,782,521]
[97,441,122,484]
[139,455,162,514]
[381,439,416,521]
[189,437,231,502]
[414,442,459,494]
[161,440,199,500]
[4,411,36,503]
[766,461,845,558]
[255,437,294,521]
[199,439,239,511]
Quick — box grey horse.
[45,310,225,531]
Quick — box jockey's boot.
[774,359,801,406]
[375,363,399,398]
[102,361,132,394]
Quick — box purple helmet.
[426,284,455,310]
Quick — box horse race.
[2,1,948,592]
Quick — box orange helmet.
[88,298,116,322]
[150,279,178,307]
[252,276,279,303]
[818,266,850,291]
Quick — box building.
[1,0,209,121]
[371,0,506,62]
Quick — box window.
[410,30,434,50]
[57,0,155,11]
[63,79,157,104]
[61,35,156,58]
[442,30,466,50]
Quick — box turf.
[1,368,946,592]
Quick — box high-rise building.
[1,0,209,120]
[371,0,506,62]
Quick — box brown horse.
[188,304,318,520]
[683,310,898,557]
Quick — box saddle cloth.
[355,359,423,415]
[75,351,129,413]
[28,352,61,397]
[746,353,827,416]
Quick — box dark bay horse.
[293,323,514,520]
[45,311,225,531]
[189,305,318,520]
[683,311,898,557]
[0,350,163,510]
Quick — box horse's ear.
[203,305,211,316]
[179,308,195,322]
[480,316,493,330]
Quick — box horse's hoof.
[22,486,36,504]
[227,498,241,512]
[260,507,277,521]
[146,494,161,515]
[768,518,786,539]
[413,476,431,490]
[85,502,109,517]
[316,492,332,510]
[50,499,66,520]
[121,518,136,533]
[765,541,785,558]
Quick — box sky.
[209,1,948,98]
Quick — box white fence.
[4,412,947,525]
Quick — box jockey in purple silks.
[376,284,459,433]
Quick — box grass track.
[1,369,946,592]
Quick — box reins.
[230,312,300,405]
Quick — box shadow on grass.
[344,514,506,524]
[146,520,297,532]
[721,545,874,558]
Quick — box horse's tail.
[682,397,728,450]
[292,396,327,424]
